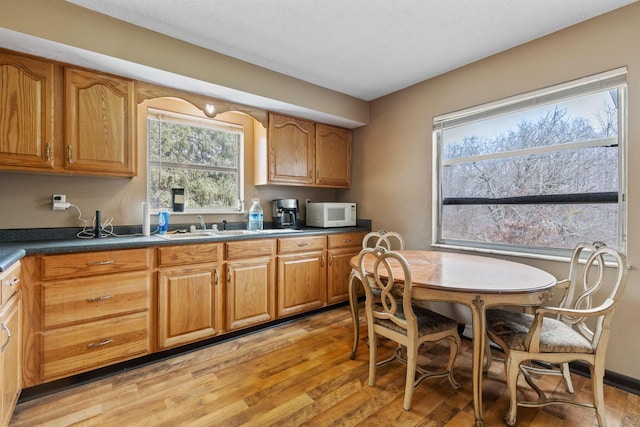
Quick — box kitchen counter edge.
[0,226,370,271]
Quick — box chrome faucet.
[197,215,206,230]
[221,219,227,230]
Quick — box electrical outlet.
[52,194,69,210]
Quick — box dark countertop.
[0,224,370,271]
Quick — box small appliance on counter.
[306,202,356,228]
[272,199,299,228]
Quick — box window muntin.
[433,69,626,257]
[148,108,244,212]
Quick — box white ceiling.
[66,0,637,101]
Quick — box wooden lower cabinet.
[41,311,149,381]
[18,231,367,391]
[157,265,221,349]
[277,235,326,317]
[156,243,221,349]
[1,262,21,427]
[327,232,367,304]
[28,249,152,385]
[224,239,276,331]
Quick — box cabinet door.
[327,247,360,304]
[0,293,21,427]
[64,67,136,176]
[315,123,351,187]
[158,265,221,349]
[277,252,325,317]
[267,113,314,185]
[0,52,55,170]
[225,257,275,331]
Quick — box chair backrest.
[565,245,627,346]
[357,246,416,332]
[362,230,405,250]
[557,241,607,316]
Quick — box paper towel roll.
[142,202,150,236]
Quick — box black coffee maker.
[272,199,299,228]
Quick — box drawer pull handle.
[297,242,310,247]
[87,295,113,302]
[86,260,114,266]
[342,239,352,243]
[87,339,113,348]
[8,278,20,287]
[1,323,11,353]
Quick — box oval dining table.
[351,250,557,427]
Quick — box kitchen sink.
[156,232,218,240]
[155,228,305,240]
[254,229,304,234]
[210,230,258,236]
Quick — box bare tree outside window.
[433,69,626,256]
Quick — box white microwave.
[306,202,357,228]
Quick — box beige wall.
[346,3,640,379]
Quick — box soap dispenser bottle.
[247,198,263,231]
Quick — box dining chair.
[486,245,627,426]
[348,230,405,359]
[357,246,460,410]
[485,241,605,390]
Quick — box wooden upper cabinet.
[315,123,351,188]
[256,113,352,188]
[0,51,56,170]
[265,113,314,185]
[64,67,136,176]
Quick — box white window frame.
[147,107,245,214]
[432,68,627,260]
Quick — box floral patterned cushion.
[486,308,594,354]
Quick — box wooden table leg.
[470,295,486,427]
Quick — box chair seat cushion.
[486,308,594,354]
[376,305,458,337]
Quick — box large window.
[433,68,627,257]
[148,108,244,213]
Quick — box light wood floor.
[11,306,640,426]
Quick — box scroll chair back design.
[486,246,627,426]
[357,247,460,410]
[349,230,406,359]
[486,242,605,391]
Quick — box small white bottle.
[247,198,263,231]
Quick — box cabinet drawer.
[1,261,21,305]
[278,235,326,254]
[42,270,151,329]
[42,248,150,280]
[328,232,366,249]
[224,239,275,260]
[157,243,219,267]
[41,311,150,381]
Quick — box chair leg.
[483,336,493,373]
[591,363,608,427]
[561,362,574,393]
[403,342,418,410]
[368,331,378,387]
[504,355,521,426]
[348,271,360,360]
[446,335,461,389]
